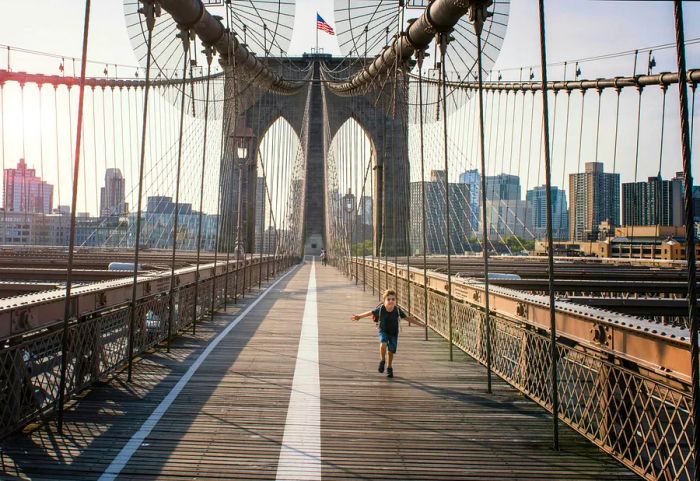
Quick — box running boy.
[351,289,407,378]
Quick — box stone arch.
[253,116,302,252]
[220,56,409,256]
[323,87,409,256]
[325,116,377,255]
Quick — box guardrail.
[342,256,693,481]
[0,254,295,439]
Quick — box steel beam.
[355,257,692,384]
[0,256,272,340]
[328,0,475,95]
[157,0,302,94]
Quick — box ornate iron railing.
[346,257,693,481]
[0,255,294,439]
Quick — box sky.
[0,0,699,217]
[1,1,698,79]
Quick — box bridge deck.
[1,261,639,480]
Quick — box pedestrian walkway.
[1,260,639,480]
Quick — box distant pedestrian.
[320,248,328,266]
[351,289,414,378]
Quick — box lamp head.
[343,188,355,214]
[232,126,254,161]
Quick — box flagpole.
[316,13,319,53]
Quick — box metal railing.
[344,256,693,481]
[0,255,295,439]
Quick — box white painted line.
[98,266,299,481]
[276,259,321,481]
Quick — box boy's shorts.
[379,331,398,354]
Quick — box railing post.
[242,256,248,298]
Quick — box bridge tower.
[218,54,409,257]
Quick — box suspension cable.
[57,0,92,433]
[538,0,560,451]
[126,3,156,382]
[671,4,699,479]
[475,16,493,394]
[438,34,454,362]
[192,47,214,336]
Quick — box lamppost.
[343,188,355,276]
[233,126,254,258]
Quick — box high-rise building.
[359,195,373,226]
[526,185,569,240]
[430,169,446,183]
[485,199,535,241]
[693,186,700,223]
[409,179,472,255]
[255,177,267,252]
[485,173,520,202]
[569,162,620,241]
[146,196,192,215]
[622,174,683,227]
[100,168,128,217]
[3,158,53,213]
[458,169,480,232]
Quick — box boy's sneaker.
[387,367,394,378]
[378,360,385,373]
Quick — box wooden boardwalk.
[1,261,639,480]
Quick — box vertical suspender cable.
[381,113,387,299]
[224,1,235,307]
[439,34,453,361]
[475,12,493,394]
[557,90,573,241]
[272,120,282,275]
[364,115,371,288]
[654,87,668,252]
[0,82,4,243]
[355,116,360,285]
[57,0,91,433]
[537,0,560,450]
[211,84,232,320]
[193,48,213,336]
[671,2,698,480]
[392,89,399,291]
[394,90,409,309]
[630,84,643,255]
[258,126,265,288]
[573,90,585,241]
[417,53,429,341]
[392,7,403,292]
[167,30,191,351]
[126,4,156,382]
[54,86,65,238]
[91,87,99,220]
[38,84,45,228]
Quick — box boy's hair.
[383,289,397,300]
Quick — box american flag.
[316,14,335,35]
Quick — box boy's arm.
[351,310,376,322]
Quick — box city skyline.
[1,1,699,221]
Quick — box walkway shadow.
[0,265,304,480]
